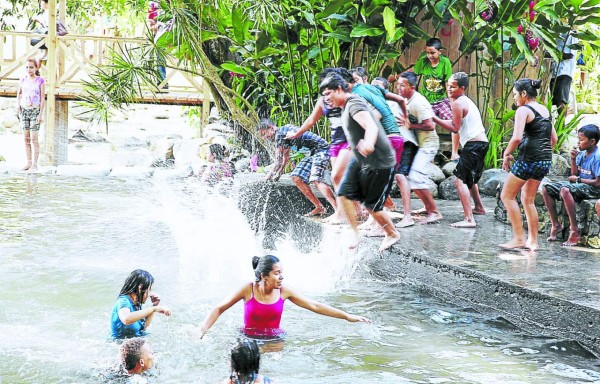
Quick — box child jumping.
[433,72,488,228]
[16,58,45,172]
[543,124,600,246]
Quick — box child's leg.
[596,200,600,219]
[470,184,486,214]
[30,131,39,171]
[499,173,527,248]
[542,185,563,240]
[292,176,326,215]
[521,179,542,251]
[560,187,580,246]
[452,177,476,227]
[395,174,415,228]
[22,130,32,170]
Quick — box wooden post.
[44,0,58,165]
[44,0,68,165]
[200,79,211,137]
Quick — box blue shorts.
[290,150,330,184]
[511,159,551,181]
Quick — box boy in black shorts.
[320,73,400,251]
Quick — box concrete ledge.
[56,165,111,177]
[366,249,600,357]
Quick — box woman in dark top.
[500,78,557,251]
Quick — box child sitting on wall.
[543,124,600,246]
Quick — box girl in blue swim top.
[110,269,171,339]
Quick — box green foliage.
[554,108,585,152]
[574,33,600,111]
[485,108,515,169]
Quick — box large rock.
[235,158,251,173]
[112,148,154,167]
[441,161,457,177]
[425,162,446,184]
[548,153,570,178]
[438,176,459,200]
[478,169,508,197]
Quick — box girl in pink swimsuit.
[199,255,371,340]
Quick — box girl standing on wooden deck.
[16,58,45,172]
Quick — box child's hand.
[36,114,43,124]
[154,305,171,316]
[570,146,578,160]
[149,293,161,306]
[502,154,513,171]
[568,175,577,183]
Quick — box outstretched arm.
[384,92,408,123]
[285,286,370,323]
[199,284,248,338]
[287,98,325,139]
[265,147,290,181]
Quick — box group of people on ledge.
[110,259,370,382]
[258,38,600,252]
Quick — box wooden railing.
[0,31,209,103]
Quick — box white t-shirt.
[406,91,439,149]
[552,33,578,79]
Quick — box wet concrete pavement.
[388,196,600,312]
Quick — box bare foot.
[421,212,442,224]
[472,207,486,215]
[21,163,32,171]
[323,214,344,225]
[562,230,580,247]
[411,207,427,215]
[28,164,38,173]
[348,231,362,249]
[379,231,400,252]
[499,240,526,250]
[547,224,563,241]
[304,206,327,217]
[524,240,539,251]
[450,219,476,228]
[396,217,415,228]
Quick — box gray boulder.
[425,162,446,184]
[441,161,458,177]
[548,153,570,178]
[478,169,508,197]
[438,176,459,200]
[235,158,251,173]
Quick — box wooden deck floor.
[0,84,204,106]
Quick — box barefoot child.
[433,72,489,228]
[320,73,400,251]
[16,58,45,172]
[394,72,442,228]
[543,124,600,246]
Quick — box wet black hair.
[257,118,275,131]
[372,76,389,89]
[120,338,146,372]
[334,67,354,84]
[252,255,280,282]
[399,72,418,87]
[451,72,469,89]
[319,68,337,82]
[513,78,542,98]
[578,124,600,143]
[319,73,350,93]
[209,144,226,161]
[230,339,260,384]
[425,37,443,50]
[352,66,369,81]
[118,269,154,307]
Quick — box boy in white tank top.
[433,72,489,228]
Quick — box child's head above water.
[229,339,261,382]
[119,269,154,305]
[120,338,154,374]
